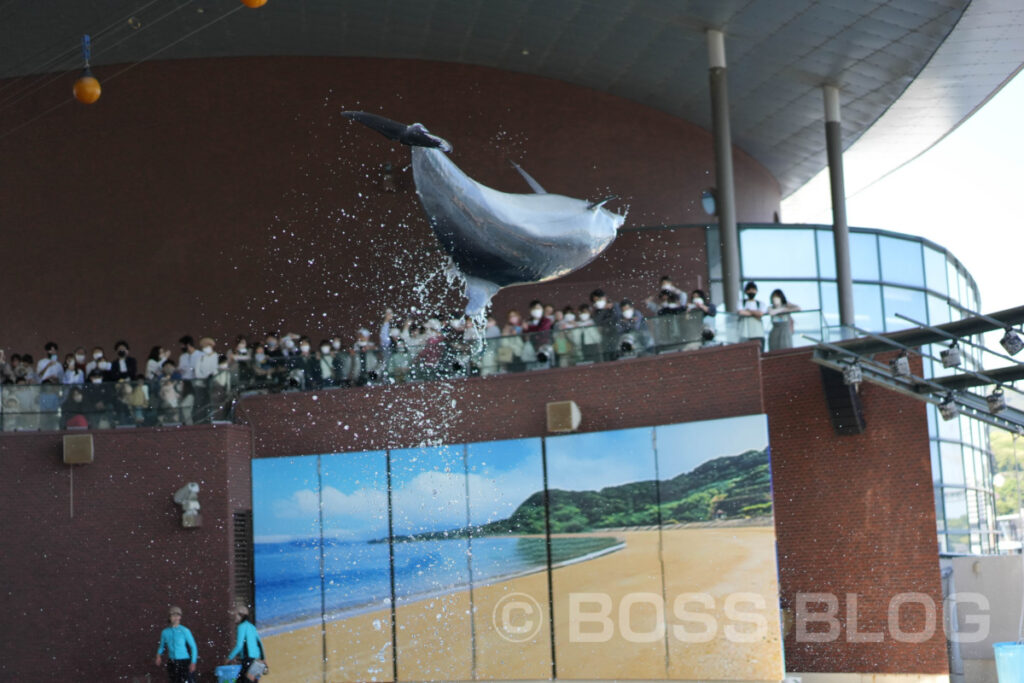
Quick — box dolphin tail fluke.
[342,110,452,152]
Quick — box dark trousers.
[236,657,255,682]
[166,659,194,683]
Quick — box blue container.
[215,664,241,683]
[995,642,1024,682]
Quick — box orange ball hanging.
[73,68,101,104]
[241,0,268,7]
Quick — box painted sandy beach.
[261,525,782,682]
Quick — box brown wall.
[0,346,946,678]
[0,425,253,681]
[0,56,778,359]
[763,350,945,674]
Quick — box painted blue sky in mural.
[253,415,769,542]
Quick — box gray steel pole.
[824,85,855,331]
[707,30,740,313]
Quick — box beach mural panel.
[252,415,783,682]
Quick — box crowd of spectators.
[0,276,798,431]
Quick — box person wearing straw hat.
[155,605,198,683]
[225,603,268,682]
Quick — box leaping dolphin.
[342,111,625,315]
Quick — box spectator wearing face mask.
[63,353,85,384]
[286,336,321,389]
[83,369,114,428]
[317,340,339,387]
[737,281,767,350]
[263,333,283,359]
[525,300,553,347]
[572,304,599,361]
[86,347,111,380]
[616,299,652,355]
[177,336,198,380]
[232,335,251,363]
[552,307,578,366]
[767,289,800,351]
[61,387,90,429]
[590,289,621,361]
[280,333,300,357]
[36,342,63,384]
[194,338,219,380]
[107,340,138,382]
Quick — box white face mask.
[93,351,103,360]
[254,353,266,362]
[331,340,342,350]
[622,308,634,319]
[283,338,296,349]
[75,354,86,363]
[531,308,542,319]
[693,297,704,305]
[91,378,103,384]
[580,312,591,321]
[237,344,247,352]
[564,313,576,323]
[299,344,311,353]
[203,346,214,355]
[320,345,331,354]
[772,297,782,306]
[593,299,606,309]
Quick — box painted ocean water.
[255,535,620,629]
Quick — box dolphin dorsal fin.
[508,160,547,194]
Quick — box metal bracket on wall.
[806,305,1024,434]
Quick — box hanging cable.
[0,0,194,112]
[0,2,243,142]
[0,0,165,101]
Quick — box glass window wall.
[924,247,948,295]
[850,232,880,281]
[879,236,924,286]
[741,229,817,279]
[882,286,927,332]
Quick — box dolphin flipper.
[508,160,547,194]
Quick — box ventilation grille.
[233,510,255,619]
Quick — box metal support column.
[824,85,855,331]
[707,29,740,313]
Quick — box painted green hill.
[480,448,771,535]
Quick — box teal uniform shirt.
[227,620,264,661]
[157,624,198,663]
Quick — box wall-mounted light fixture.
[700,188,717,216]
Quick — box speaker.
[63,433,94,464]
[546,400,581,433]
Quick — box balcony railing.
[0,310,823,432]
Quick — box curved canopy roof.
[1,0,1021,197]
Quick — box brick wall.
[0,425,253,681]
[0,345,946,678]
[763,349,946,674]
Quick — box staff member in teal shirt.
[155,605,198,683]
[226,604,268,682]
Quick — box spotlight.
[842,362,862,388]
[890,350,911,378]
[1001,328,1024,356]
[988,387,1007,414]
[940,342,961,368]
[938,394,958,421]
